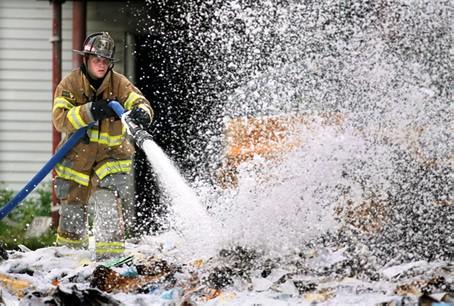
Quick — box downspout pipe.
[72,0,86,68]
[50,0,86,227]
[51,0,62,227]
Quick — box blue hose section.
[108,101,125,117]
[0,101,125,220]
[0,127,89,220]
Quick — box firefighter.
[52,32,153,259]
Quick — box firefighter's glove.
[90,99,118,121]
[129,105,152,129]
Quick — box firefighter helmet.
[73,32,118,62]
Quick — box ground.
[0,232,452,306]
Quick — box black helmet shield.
[73,32,118,62]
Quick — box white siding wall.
[0,0,137,191]
[0,0,72,191]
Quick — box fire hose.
[0,101,134,220]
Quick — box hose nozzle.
[122,112,153,149]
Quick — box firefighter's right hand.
[128,105,152,128]
[90,99,118,121]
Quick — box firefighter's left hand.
[129,105,152,128]
[90,99,119,121]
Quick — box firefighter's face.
[86,55,110,79]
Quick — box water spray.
[122,110,219,259]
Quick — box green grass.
[0,184,56,250]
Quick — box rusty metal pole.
[72,0,86,68]
[51,0,62,228]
